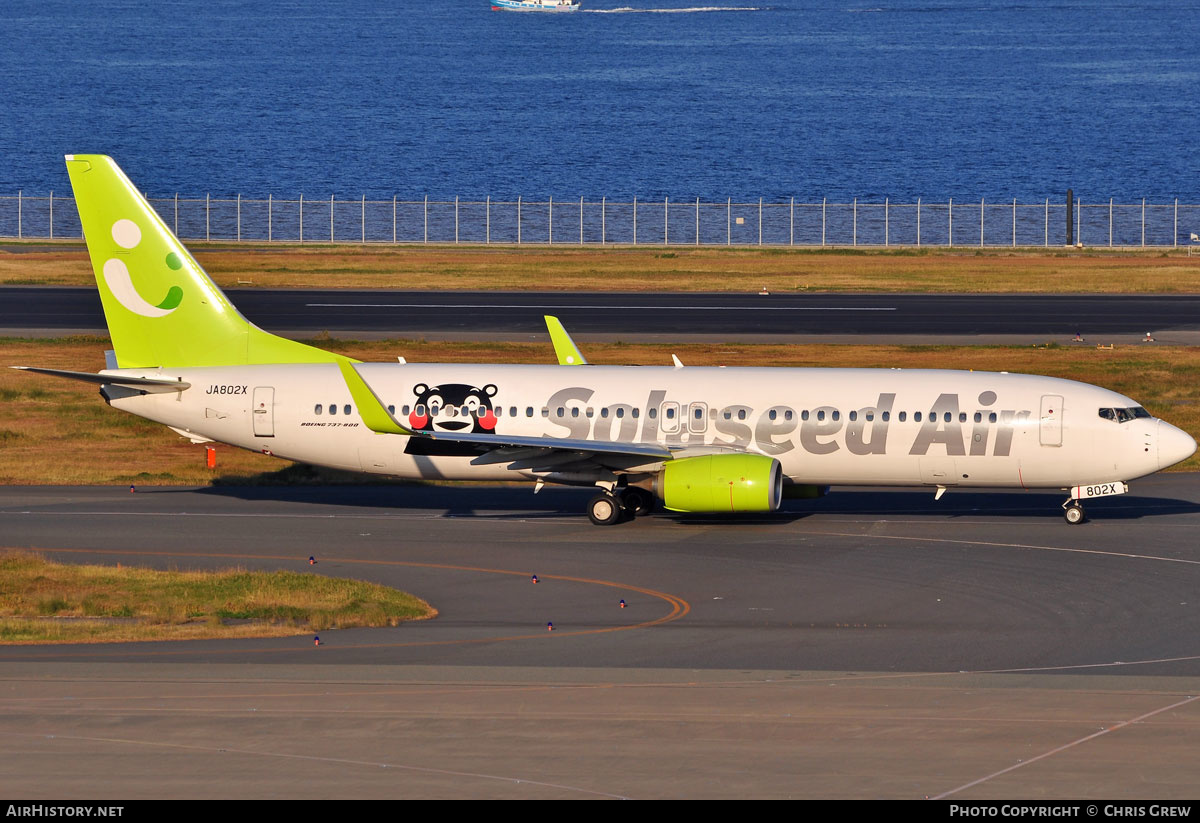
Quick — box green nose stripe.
[156,285,184,311]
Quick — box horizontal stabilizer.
[11,366,190,393]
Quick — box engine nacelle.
[658,454,783,513]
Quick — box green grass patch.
[0,552,435,644]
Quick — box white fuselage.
[105,363,1192,490]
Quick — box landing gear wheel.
[587,493,623,526]
[619,487,656,518]
[1064,503,1086,524]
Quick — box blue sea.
[2,1,1198,201]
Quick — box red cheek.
[479,410,497,430]
[409,412,428,429]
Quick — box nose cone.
[1158,420,1197,470]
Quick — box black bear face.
[408,383,499,434]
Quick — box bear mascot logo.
[404,382,499,456]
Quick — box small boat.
[492,0,581,11]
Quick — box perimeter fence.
[3,193,1198,248]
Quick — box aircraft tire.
[587,493,623,526]
[620,487,656,518]
[1064,503,1086,524]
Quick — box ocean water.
[2,0,1198,201]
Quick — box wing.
[338,361,676,478]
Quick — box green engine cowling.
[659,454,783,513]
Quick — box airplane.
[13,155,1197,525]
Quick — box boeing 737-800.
[14,156,1197,525]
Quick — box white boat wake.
[584,6,764,12]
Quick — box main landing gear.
[1062,499,1086,525]
[586,487,658,526]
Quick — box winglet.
[338,362,413,435]
[545,315,588,365]
[672,354,684,368]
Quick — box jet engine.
[655,454,783,513]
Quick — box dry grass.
[0,551,434,644]
[3,335,1200,481]
[4,243,1200,293]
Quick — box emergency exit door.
[252,386,275,437]
[1039,394,1063,446]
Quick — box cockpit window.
[1099,406,1153,423]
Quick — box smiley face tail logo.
[102,218,183,318]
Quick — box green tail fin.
[65,154,347,368]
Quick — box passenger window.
[632,408,639,418]
[541,408,549,418]
[832,411,840,422]
[769,409,777,421]
[882,412,889,421]
[601,407,609,418]
[527,407,534,418]
[556,407,565,418]
[849,410,858,422]
[666,407,676,419]
[430,404,439,416]
[616,408,625,419]
[785,410,793,421]
[817,410,826,421]
[737,409,746,421]
[314,404,322,415]
[649,408,658,419]
[943,412,951,423]
[958,412,966,423]
[571,407,579,418]
[344,405,351,416]
[329,404,337,416]
[415,404,425,417]
[586,407,594,418]
[914,412,921,422]
[864,412,872,422]
[723,409,731,420]
[801,410,809,421]
[974,412,982,423]
[989,412,997,423]
[402,405,411,416]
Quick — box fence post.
[665,196,669,245]
[362,195,366,244]
[758,197,762,246]
[727,198,731,246]
[393,196,397,244]
[884,197,888,247]
[268,194,272,242]
[1174,199,1178,247]
[1044,199,1048,247]
[424,196,428,244]
[821,198,826,247]
[980,197,984,247]
[486,196,490,245]
[948,197,953,247]
[853,197,857,247]
[48,191,53,239]
[633,197,637,245]
[1141,198,1145,247]
[1012,198,1016,247]
[300,194,304,243]
[517,196,521,245]
[601,196,606,245]
[696,197,700,246]
[790,196,794,246]
[237,194,241,242]
[206,193,210,242]
[455,195,459,244]
[175,193,179,235]
[1077,196,1081,246]
[330,194,334,243]
[16,190,20,238]
[580,196,584,245]
[549,196,553,245]
[1109,197,1112,247]
[917,198,921,246]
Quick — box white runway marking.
[930,694,1200,800]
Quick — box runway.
[6,287,1200,344]
[3,478,1200,798]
